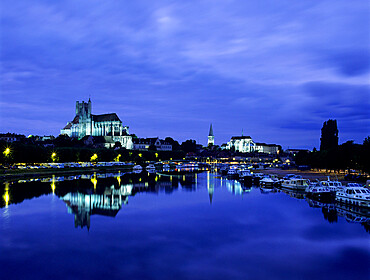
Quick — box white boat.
[336,185,370,208]
[133,165,142,171]
[239,169,253,184]
[281,178,309,191]
[146,164,156,171]
[163,164,170,170]
[260,176,275,188]
[252,173,264,183]
[283,174,302,180]
[319,177,343,193]
[227,168,239,179]
[305,181,333,200]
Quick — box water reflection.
[1,171,370,233]
[62,184,132,230]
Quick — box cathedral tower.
[208,124,214,146]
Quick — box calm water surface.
[0,171,369,280]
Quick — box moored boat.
[305,181,333,201]
[239,169,253,185]
[133,165,142,172]
[227,168,239,179]
[336,185,370,208]
[281,178,309,191]
[260,176,275,188]
[319,177,343,193]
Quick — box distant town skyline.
[1,1,369,149]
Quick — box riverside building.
[60,99,133,149]
[225,136,279,154]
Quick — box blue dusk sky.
[1,0,369,149]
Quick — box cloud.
[0,0,369,148]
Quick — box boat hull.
[335,195,370,208]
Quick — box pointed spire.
[209,123,214,136]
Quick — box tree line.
[294,119,369,176]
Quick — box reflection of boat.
[260,188,273,194]
[336,185,370,207]
[281,178,309,191]
[336,204,370,223]
[220,165,229,175]
[306,197,335,209]
[281,188,306,199]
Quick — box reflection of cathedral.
[61,184,132,229]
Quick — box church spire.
[208,123,214,146]
[209,123,214,136]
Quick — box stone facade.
[61,99,133,149]
[226,136,279,154]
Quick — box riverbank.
[0,165,134,182]
[256,168,347,181]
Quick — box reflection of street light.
[51,175,56,194]
[3,183,10,207]
[91,173,97,189]
[3,147,11,157]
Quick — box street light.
[91,153,98,162]
[3,147,11,157]
[51,152,57,162]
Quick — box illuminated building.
[60,99,133,149]
[208,124,214,146]
[226,136,279,154]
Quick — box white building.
[226,136,279,154]
[227,136,256,153]
[61,99,133,149]
[133,138,172,151]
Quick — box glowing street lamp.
[3,147,11,157]
[51,152,57,162]
[114,154,121,162]
[91,153,98,162]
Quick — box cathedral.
[60,99,133,149]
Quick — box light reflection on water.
[0,171,369,280]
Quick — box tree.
[320,119,338,151]
[165,137,180,151]
[148,144,157,151]
[180,139,197,153]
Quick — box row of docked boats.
[218,164,370,208]
[281,176,370,208]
